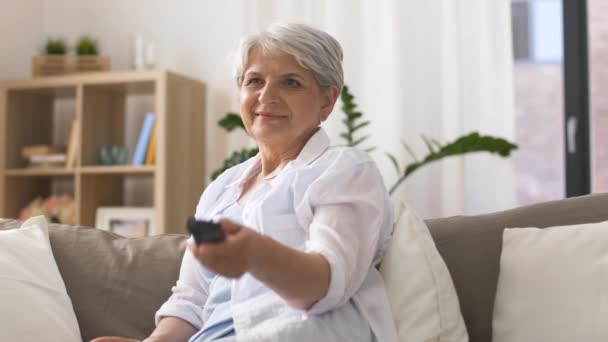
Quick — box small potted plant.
[76,36,98,55]
[32,38,69,77]
[75,35,111,72]
[45,38,68,55]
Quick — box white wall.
[0,0,44,78]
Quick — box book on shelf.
[21,145,65,159]
[29,154,66,163]
[132,112,156,165]
[65,118,79,168]
[28,153,67,168]
[145,122,157,165]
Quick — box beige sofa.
[2,193,607,342]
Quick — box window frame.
[562,0,591,196]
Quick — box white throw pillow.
[380,200,468,342]
[0,215,81,342]
[492,220,608,342]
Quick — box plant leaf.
[351,135,369,147]
[421,135,435,154]
[349,112,363,121]
[385,152,401,177]
[352,121,370,132]
[401,140,418,162]
[431,138,443,150]
[218,112,244,132]
[339,132,351,141]
[389,132,518,194]
[211,147,258,180]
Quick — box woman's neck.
[256,128,317,178]
[257,144,300,179]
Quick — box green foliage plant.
[212,86,518,195]
[385,133,517,194]
[45,38,67,55]
[76,36,98,55]
[339,86,375,152]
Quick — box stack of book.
[132,112,157,166]
[21,145,67,168]
[21,117,79,168]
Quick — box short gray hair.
[233,23,344,91]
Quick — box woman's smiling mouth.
[255,112,287,120]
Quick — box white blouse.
[156,128,398,342]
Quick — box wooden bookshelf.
[0,70,207,234]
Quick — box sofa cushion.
[492,220,608,342]
[0,218,188,342]
[425,193,608,342]
[0,216,81,342]
[380,201,468,342]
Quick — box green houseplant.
[212,86,518,195]
[75,36,98,55]
[73,35,111,73]
[34,38,69,77]
[45,38,67,55]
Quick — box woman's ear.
[320,85,340,122]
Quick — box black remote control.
[186,216,225,244]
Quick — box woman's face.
[239,48,338,148]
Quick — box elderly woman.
[93,23,397,342]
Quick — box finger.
[188,237,221,260]
[187,240,210,261]
[218,218,242,235]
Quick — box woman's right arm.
[145,180,226,342]
[152,241,210,337]
[91,317,196,342]
[94,179,226,342]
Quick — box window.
[511,0,600,202]
[511,0,565,205]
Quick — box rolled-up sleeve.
[155,238,209,330]
[304,161,387,314]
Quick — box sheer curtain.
[33,0,515,218]
[235,0,516,218]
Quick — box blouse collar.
[224,127,330,189]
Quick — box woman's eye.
[246,78,263,86]
[285,78,301,87]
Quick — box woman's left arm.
[188,161,389,312]
[187,219,331,310]
[247,230,331,310]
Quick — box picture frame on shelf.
[95,207,156,238]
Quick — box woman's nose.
[258,84,279,104]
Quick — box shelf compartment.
[80,82,156,167]
[79,173,154,227]
[2,175,75,221]
[5,86,77,169]
[81,86,126,166]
